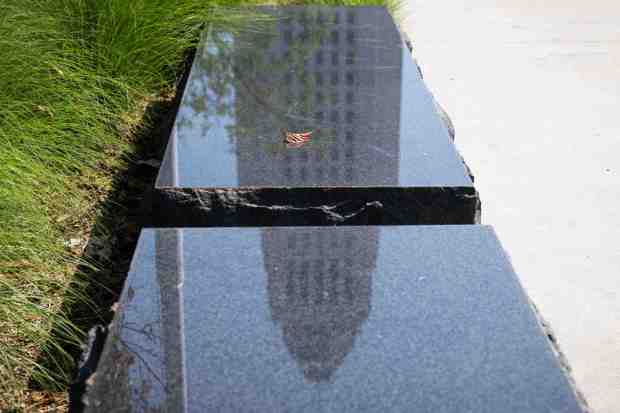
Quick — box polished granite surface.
[85,226,583,412]
[156,7,472,189]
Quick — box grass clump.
[0,0,389,410]
[1,0,217,407]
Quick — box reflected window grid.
[227,8,399,189]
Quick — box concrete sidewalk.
[398,1,620,411]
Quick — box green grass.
[0,0,392,410]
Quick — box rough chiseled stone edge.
[527,299,592,413]
[143,186,480,228]
[68,325,108,413]
[402,32,477,190]
[401,30,456,142]
[498,236,591,412]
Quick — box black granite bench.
[147,6,479,227]
[83,226,585,412]
[72,6,588,413]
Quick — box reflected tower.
[236,8,398,382]
[234,7,403,187]
[262,227,379,382]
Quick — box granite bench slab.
[148,6,479,227]
[83,226,584,412]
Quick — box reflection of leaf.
[284,130,313,147]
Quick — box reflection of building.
[85,229,186,412]
[154,229,187,410]
[236,8,394,381]
[262,227,378,382]
[116,230,187,411]
[235,7,403,187]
